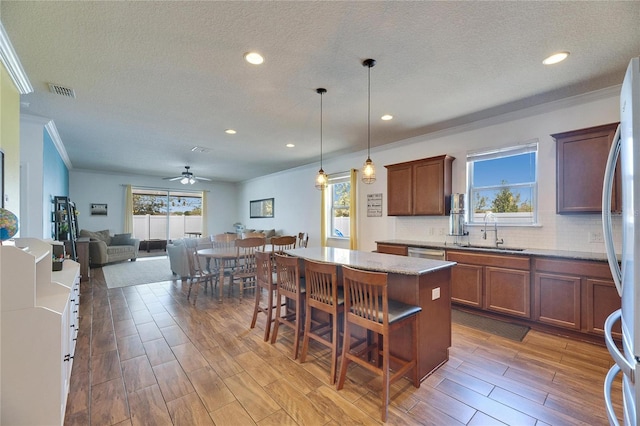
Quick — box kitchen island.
[285,247,456,381]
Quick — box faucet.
[482,212,504,248]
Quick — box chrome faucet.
[482,212,504,248]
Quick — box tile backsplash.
[392,209,622,254]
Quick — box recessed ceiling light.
[244,52,264,65]
[225,129,237,135]
[286,143,295,148]
[543,51,570,65]
[381,114,393,121]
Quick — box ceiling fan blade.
[162,176,182,181]
[194,176,212,182]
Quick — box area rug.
[452,308,530,341]
[103,257,177,288]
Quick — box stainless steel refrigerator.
[603,57,640,426]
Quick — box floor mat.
[452,308,530,341]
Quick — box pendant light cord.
[320,90,324,168]
[367,63,371,159]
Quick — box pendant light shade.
[361,58,376,184]
[315,88,328,190]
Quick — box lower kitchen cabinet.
[447,250,531,318]
[376,243,408,256]
[533,257,621,338]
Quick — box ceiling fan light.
[362,157,376,184]
[180,176,189,184]
[189,177,196,184]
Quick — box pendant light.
[315,88,328,190]
[361,58,376,184]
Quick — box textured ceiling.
[2,1,639,182]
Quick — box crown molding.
[0,21,33,94]
[45,120,72,170]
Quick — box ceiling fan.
[162,166,212,184]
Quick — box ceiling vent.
[191,146,210,153]
[48,83,76,98]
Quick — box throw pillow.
[265,229,276,238]
[80,229,111,245]
[110,233,132,246]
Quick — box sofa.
[241,229,281,244]
[79,229,140,266]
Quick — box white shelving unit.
[0,238,80,425]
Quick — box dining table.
[197,247,238,302]
[284,246,457,381]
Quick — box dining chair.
[336,266,422,422]
[300,259,344,384]
[211,233,238,289]
[271,235,297,254]
[271,253,305,359]
[251,250,279,341]
[185,244,215,304]
[229,236,266,299]
[298,232,309,248]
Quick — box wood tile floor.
[64,267,624,425]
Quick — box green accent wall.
[0,63,20,217]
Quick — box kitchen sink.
[461,245,525,252]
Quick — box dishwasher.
[407,247,446,260]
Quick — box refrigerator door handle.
[605,309,635,381]
[604,363,623,426]
[602,124,623,296]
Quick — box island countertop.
[285,247,456,276]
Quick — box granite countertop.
[285,247,456,276]
[376,239,613,262]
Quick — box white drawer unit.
[1,238,80,425]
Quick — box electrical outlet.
[589,231,604,243]
[428,227,434,236]
[432,287,441,300]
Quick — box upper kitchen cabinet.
[553,122,620,214]
[385,155,455,216]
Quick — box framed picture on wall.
[0,150,4,208]
[250,198,274,218]
[91,203,108,216]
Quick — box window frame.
[466,141,539,226]
[327,172,351,239]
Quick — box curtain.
[320,186,326,247]
[349,169,357,250]
[124,184,133,233]
[201,191,208,236]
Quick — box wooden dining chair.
[300,259,344,384]
[211,233,237,289]
[271,253,305,359]
[298,232,309,248]
[185,244,215,304]
[336,266,422,422]
[271,235,296,254]
[229,236,266,299]
[251,250,279,341]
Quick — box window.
[467,141,538,225]
[132,188,203,240]
[328,173,351,238]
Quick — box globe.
[0,208,19,241]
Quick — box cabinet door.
[376,243,407,256]
[413,159,445,215]
[387,164,413,216]
[534,272,581,330]
[584,278,621,338]
[554,123,620,213]
[450,263,483,307]
[485,267,531,318]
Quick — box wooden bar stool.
[251,250,278,341]
[336,266,422,422]
[271,253,305,359]
[300,259,344,384]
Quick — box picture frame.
[91,203,108,216]
[250,198,274,218]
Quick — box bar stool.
[300,259,344,384]
[336,266,422,422]
[271,253,305,359]
[251,250,278,341]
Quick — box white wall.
[239,86,623,253]
[69,169,238,237]
[19,115,48,238]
